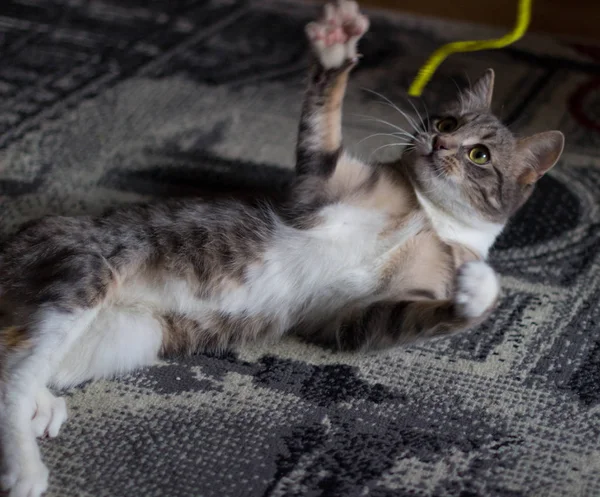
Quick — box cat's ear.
[517,131,565,185]
[459,69,495,111]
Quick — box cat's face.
[405,69,564,224]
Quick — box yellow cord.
[408,0,532,96]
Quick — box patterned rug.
[1,0,600,496]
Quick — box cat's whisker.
[400,95,426,131]
[369,142,413,160]
[353,114,415,140]
[371,100,421,134]
[356,132,411,146]
[371,100,423,136]
[360,87,421,134]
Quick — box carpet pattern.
[1,1,600,496]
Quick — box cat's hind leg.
[31,387,68,439]
[51,306,164,389]
[296,0,369,177]
[0,308,99,497]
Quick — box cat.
[0,1,564,496]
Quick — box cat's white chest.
[222,204,409,329]
[286,203,387,292]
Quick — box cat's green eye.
[468,145,491,165]
[436,117,458,133]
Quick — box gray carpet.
[1,0,600,496]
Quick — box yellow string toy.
[408,0,533,96]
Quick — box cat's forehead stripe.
[456,114,513,146]
[462,113,497,125]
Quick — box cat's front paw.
[305,0,369,69]
[454,261,499,319]
[1,456,49,497]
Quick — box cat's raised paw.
[454,261,499,319]
[31,387,68,438]
[1,457,49,497]
[305,0,369,69]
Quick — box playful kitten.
[0,1,564,496]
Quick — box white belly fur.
[220,204,392,328]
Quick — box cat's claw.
[31,388,68,438]
[306,0,369,69]
[454,261,499,319]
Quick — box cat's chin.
[410,156,447,184]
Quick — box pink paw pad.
[306,0,369,48]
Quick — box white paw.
[31,388,67,439]
[1,457,49,497]
[305,0,369,69]
[454,261,500,319]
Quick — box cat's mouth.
[414,139,458,177]
[425,154,459,177]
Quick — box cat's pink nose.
[432,136,449,151]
